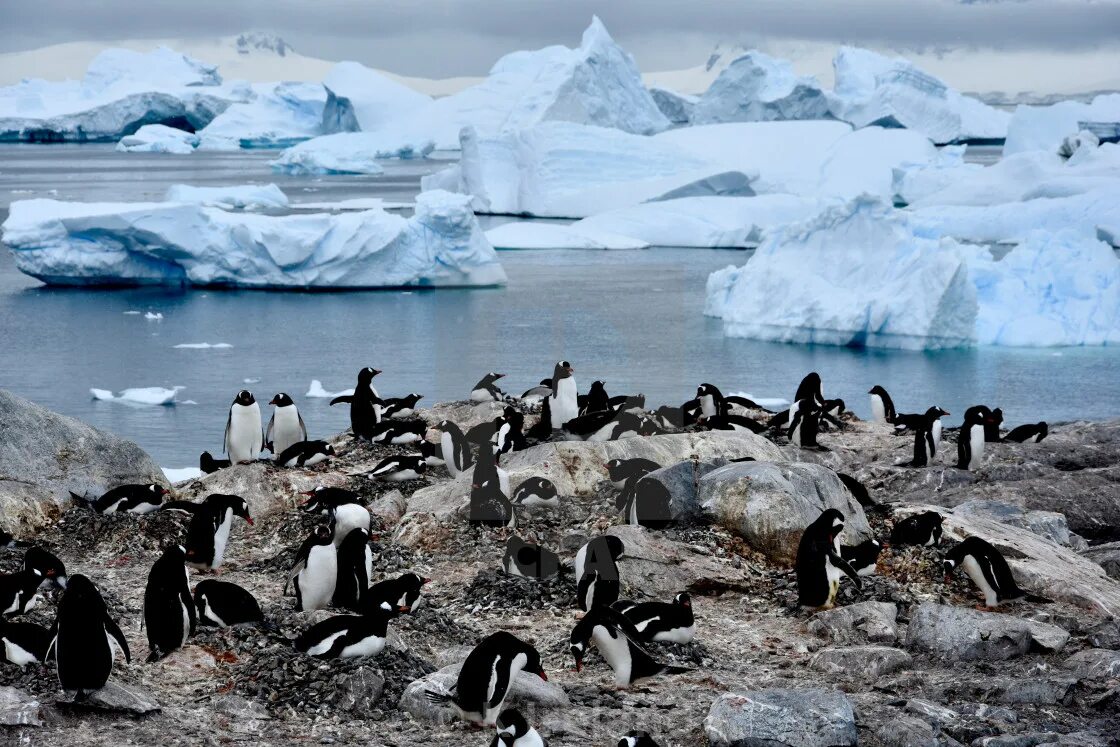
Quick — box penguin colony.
[1,369,1059,745]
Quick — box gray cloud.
[1,0,1118,76]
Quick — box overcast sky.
[2,0,1118,76]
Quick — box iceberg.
[91,386,183,405]
[691,51,831,125]
[115,124,199,154]
[816,126,940,200]
[968,231,1120,346]
[485,222,650,250]
[306,380,354,398]
[164,183,289,210]
[2,190,507,289]
[828,47,1010,144]
[321,61,431,132]
[173,343,233,349]
[270,130,434,175]
[649,87,697,125]
[197,81,354,149]
[163,467,203,483]
[705,196,977,350]
[1004,94,1120,156]
[574,195,825,248]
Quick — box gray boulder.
[1081,541,1120,580]
[0,686,41,726]
[643,458,725,523]
[60,681,161,715]
[873,715,943,747]
[980,677,1077,706]
[700,462,870,563]
[704,688,857,747]
[0,388,167,534]
[399,662,568,724]
[809,646,912,681]
[1063,648,1120,679]
[176,460,349,521]
[906,603,1069,661]
[807,601,899,644]
[606,524,755,597]
[952,499,1083,548]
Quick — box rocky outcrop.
[0,388,166,534]
[809,645,912,681]
[704,688,857,746]
[952,499,1085,549]
[0,686,41,726]
[175,460,349,521]
[699,462,871,563]
[906,603,1070,661]
[807,601,900,644]
[1063,648,1120,679]
[605,524,755,597]
[642,458,725,523]
[1081,541,1120,580]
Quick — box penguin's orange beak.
[538,670,548,681]
[244,516,254,526]
[422,578,432,585]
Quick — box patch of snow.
[173,342,233,349]
[1004,94,1120,156]
[691,51,830,125]
[270,130,433,174]
[816,126,940,200]
[196,81,353,149]
[163,467,203,483]
[485,222,649,250]
[2,190,506,289]
[306,380,353,398]
[90,386,184,405]
[322,61,431,132]
[164,183,289,210]
[115,124,199,154]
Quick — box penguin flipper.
[298,412,308,442]
[161,500,201,515]
[829,551,864,590]
[265,414,275,454]
[183,587,197,636]
[223,409,233,456]
[106,615,131,663]
[489,655,512,708]
[329,395,354,406]
[44,620,58,662]
[424,688,454,706]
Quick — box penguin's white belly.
[129,501,160,515]
[301,452,329,467]
[340,635,385,659]
[574,547,587,582]
[791,421,803,446]
[3,638,38,666]
[308,631,347,656]
[441,433,460,477]
[962,556,999,606]
[700,395,717,418]
[581,576,597,610]
[503,556,523,577]
[384,469,419,482]
[200,598,228,628]
[272,408,304,455]
[932,420,943,444]
[497,468,510,498]
[512,730,546,747]
[300,546,338,611]
[592,627,632,686]
[824,555,842,605]
[212,512,233,569]
[652,624,695,645]
[228,404,262,462]
[470,388,494,403]
[628,498,639,526]
[551,379,579,427]
[969,426,986,469]
[180,600,191,646]
[333,506,371,545]
[870,396,885,423]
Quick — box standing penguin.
[469,446,514,527]
[329,503,371,547]
[143,544,195,662]
[491,708,547,747]
[183,494,253,572]
[795,509,863,609]
[265,393,307,456]
[788,398,824,449]
[956,406,991,470]
[890,511,944,546]
[984,407,1004,443]
[575,535,625,612]
[333,528,373,611]
[579,380,611,415]
[288,525,337,612]
[47,575,130,696]
[868,385,897,424]
[944,536,1049,608]
[569,606,690,688]
[471,373,507,403]
[794,372,826,408]
[616,476,673,529]
[224,390,263,464]
[330,367,383,439]
[604,458,660,489]
[433,420,474,478]
[548,361,578,430]
[424,631,547,725]
[194,580,263,628]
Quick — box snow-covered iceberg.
[485,222,649,250]
[2,190,507,289]
[115,124,199,154]
[197,81,354,149]
[691,51,831,125]
[90,386,183,405]
[306,380,354,398]
[1004,94,1120,156]
[164,183,289,210]
[827,47,1010,144]
[649,87,696,125]
[270,130,435,174]
[321,61,431,132]
[705,196,977,350]
[816,127,941,200]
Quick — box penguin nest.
[460,569,578,613]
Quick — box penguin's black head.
[60,574,99,605]
[358,367,382,383]
[943,557,957,580]
[234,390,255,407]
[697,383,718,397]
[604,535,626,561]
[990,407,1004,424]
[925,406,949,420]
[869,385,887,396]
[674,591,692,608]
[208,494,253,525]
[496,708,530,739]
[486,372,505,382]
[554,360,574,378]
[816,508,846,540]
[163,543,187,562]
[521,643,546,681]
[312,524,333,544]
[269,393,294,407]
[24,546,67,589]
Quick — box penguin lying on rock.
[69,483,169,514]
[890,511,943,546]
[611,591,695,644]
[295,608,393,660]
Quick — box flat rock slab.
[1063,648,1120,679]
[1081,541,1120,580]
[906,603,1069,661]
[0,686,41,726]
[699,461,871,564]
[705,688,857,747]
[606,524,755,597]
[809,646,912,680]
[807,602,899,645]
[178,460,349,521]
[58,681,161,715]
[399,662,568,724]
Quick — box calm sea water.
[1,144,1118,467]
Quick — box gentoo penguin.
[382,393,423,419]
[795,509,862,609]
[579,380,610,415]
[616,476,673,529]
[369,419,426,445]
[502,535,561,580]
[46,574,130,696]
[265,393,307,456]
[330,367,382,439]
[199,450,230,473]
[0,620,51,666]
[841,539,882,576]
[183,494,253,571]
[653,404,686,429]
[224,390,263,464]
[69,483,169,514]
[788,398,824,449]
[469,447,515,527]
[0,568,45,617]
[549,361,578,430]
[698,414,767,434]
[425,631,546,725]
[365,573,429,614]
[526,397,553,442]
[520,379,553,406]
[905,424,938,468]
[604,458,660,489]
[300,486,364,514]
[295,610,391,660]
[491,708,547,747]
[330,503,371,546]
[619,731,661,747]
[511,477,559,513]
[433,420,474,478]
[944,536,1049,608]
[143,544,195,662]
[419,440,445,467]
[276,440,335,468]
[569,606,690,688]
[890,511,943,546]
[868,385,896,424]
[368,454,427,482]
[287,525,338,612]
[984,407,1004,443]
[696,383,725,418]
[611,591,695,644]
[333,528,373,610]
[835,472,877,511]
[472,373,507,403]
[194,579,263,628]
[1005,422,1049,443]
[794,372,825,408]
[0,531,30,549]
[893,406,950,436]
[25,546,68,590]
[575,535,625,612]
[956,405,991,470]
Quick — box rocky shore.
[1,388,1118,746]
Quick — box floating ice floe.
[196,81,354,149]
[144,312,163,320]
[306,380,354,398]
[164,183,289,210]
[173,343,233,349]
[115,124,199,154]
[691,51,830,125]
[289,198,414,211]
[705,196,977,350]
[727,392,790,408]
[827,47,1010,144]
[649,87,697,125]
[270,129,435,174]
[90,386,184,405]
[2,190,507,289]
[1004,94,1120,156]
[485,222,650,250]
[163,467,203,483]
